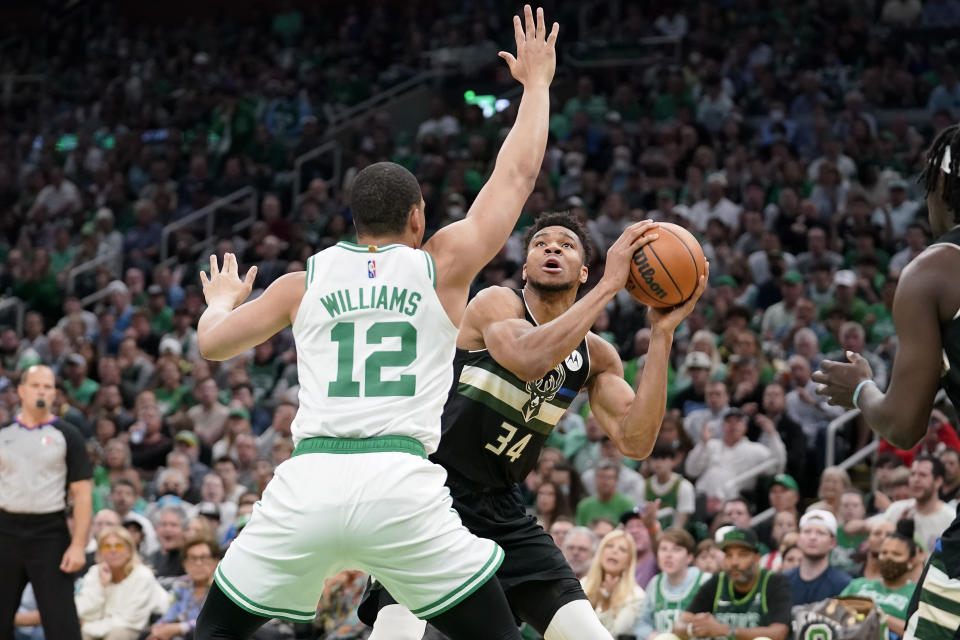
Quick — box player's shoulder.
[585,331,621,371]
[466,286,525,318]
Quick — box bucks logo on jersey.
[521,365,566,422]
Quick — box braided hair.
[920,124,960,223]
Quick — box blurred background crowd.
[4,0,960,638]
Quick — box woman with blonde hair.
[58,526,169,639]
[807,466,852,515]
[582,529,645,635]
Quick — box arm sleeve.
[762,574,794,627]
[633,586,657,639]
[677,480,697,514]
[58,421,93,482]
[687,574,720,614]
[759,433,787,474]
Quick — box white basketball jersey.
[291,240,458,453]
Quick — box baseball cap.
[834,270,857,287]
[147,284,164,296]
[715,275,738,288]
[94,207,114,223]
[228,407,250,421]
[723,407,746,420]
[684,351,713,370]
[174,430,199,447]
[800,509,838,537]
[197,502,221,520]
[717,527,760,552]
[889,177,908,191]
[656,188,676,201]
[122,517,144,532]
[772,474,799,493]
[707,171,728,187]
[66,353,86,367]
[782,270,803,285]
[158,336,183,357]
[619,506,644,525]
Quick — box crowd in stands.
[5,0,960,638]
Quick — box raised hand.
[200,253,257,311]
[498,5,559,88]
[600,220,660,291]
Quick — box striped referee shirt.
[0,417,92,514]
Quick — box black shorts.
[358,472,586,633]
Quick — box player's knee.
[544,599,613,640]
[368,604,426,640]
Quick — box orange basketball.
[624,222,706,308]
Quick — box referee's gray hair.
[564,526,599,553]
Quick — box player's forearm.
[70,481,92,549]
[496,83,550,183]
[618,328,673,458]
[859,385,926,449]
[197,303,238,361]
[495,280,619,381]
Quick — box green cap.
[772,474,799,492]
[228,407,250,421]
[718,527,759,552]
[715,275,738,288]
[782,270,803,285]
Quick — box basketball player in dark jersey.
[360,211,707,639]
[814,125,960,640]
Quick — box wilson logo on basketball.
[632,248,668,299]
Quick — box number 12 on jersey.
[484,422,532,462]
[329,321,418,397]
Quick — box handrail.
[292,141,342,206]
[0,297,25,334]
[66,249,122,297]
[159,186,257,263]
[323,70,447,137]
[824,408,862,468]
[722,456,780,499]
[80,287,113,310]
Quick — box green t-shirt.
[832,529,867,575]
[150,307,174,335]
[840,577,915,620]
[63,377,100,406]
[575,492,635,526]
[155,385,189,416]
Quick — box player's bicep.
[884,265,944,433]
[482,318,539,374]
[586,340,633,434]
[200,272,304,361]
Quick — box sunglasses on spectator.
[99,542,127,552]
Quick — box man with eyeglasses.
[146,537,221,640]
[0,365,92,640]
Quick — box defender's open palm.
[499,5,559,88]
[200,253,257,310]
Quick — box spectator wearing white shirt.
[785,355,845,449]
[685,407,786,500]
[889,223,929,274]
[684,380,731,443]
[872,178,921,237]
[29,167,81,219]
[689,172,742,232]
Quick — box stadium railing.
[0,297,25,334]
[159,186,258,266]
[66,249,123,297]
[292,140,342,208]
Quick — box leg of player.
[368,604,426,640]
[427,578,522,640]
[543,600,614,640]
[194,582,270,639]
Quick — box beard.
[526,274,576,293]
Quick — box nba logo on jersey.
[367,260,376,279]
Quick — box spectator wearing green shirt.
[576,459,636,526]
[839,519,919,638]
[62,353,99,411]
[146,285,173,335]
[562,76,609,123]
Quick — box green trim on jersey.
[214,566,317,622]
[335,240,405,253]
[410,544,504,619]
[292,435,426,458]
[423,251,437,289]
[305,256,314,289]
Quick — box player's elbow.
[198,336,228,362]
[513,362,553,383]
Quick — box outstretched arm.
[587,269,708,459]
[425,6,558,319]
[474,221,659,381]
[197,254,304,361]
[814,249,947,449]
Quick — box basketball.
[624,222,706,308]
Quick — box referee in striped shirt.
[0,365,92,640]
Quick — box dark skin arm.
[813,246,957,449]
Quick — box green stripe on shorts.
[214,566,317,622]
[292,435,426,458]
[411,544,505,619]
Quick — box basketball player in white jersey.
[192,7,560,639]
